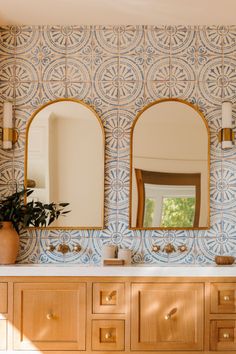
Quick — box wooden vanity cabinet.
[13,282,86,351]
[131,282,204,351]
[2,276,236,353]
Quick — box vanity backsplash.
[0,25,235,265]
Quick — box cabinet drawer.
[92,320,125,351]
[131,283,204,351]
[93,283,125,314]
[211,283,236,313]
[0,320,7,351]
[0,283,7,314]
[210,320,236,351]
[13,282,86,351]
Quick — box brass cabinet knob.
[57,244,70,254]
[223,333,230,339]
[163,243,176,254]
[46,312,54,320]
[105,290,116,303]
[105,295,112,302]
[164,307,177,320]
[223,295,230,301]
[105,332,112,340]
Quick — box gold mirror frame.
[129,98,210,230]
[24,98,105,230]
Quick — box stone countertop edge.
[0,264,235,277]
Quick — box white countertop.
[0,264,235,277]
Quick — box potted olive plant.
[0,189,69,264]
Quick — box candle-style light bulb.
[3,102,13,149]
[222,101,233,149]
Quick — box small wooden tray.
[215,256,235,265]
[103,259,125,266]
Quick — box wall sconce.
[218,101,234,149]
[1,102,18,150]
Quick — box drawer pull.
[164,307,177,320]
[46,312,54,320]
[223,295,230,301]
[105,332,112,340]
[223,333,230,339]
[105,291,116,303]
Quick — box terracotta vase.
[0,222,19,264]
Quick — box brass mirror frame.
[24,98,105,230]
[129,98,210,231]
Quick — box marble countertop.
[0,263,235,277]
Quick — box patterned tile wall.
[0,25,236,264]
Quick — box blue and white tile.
[118,26,144,55]
[0,26,16,54]
[145,26,171,55]
[0,159,23,194]
[169,57,196,99]
[117,109,134,158]
[222,56,236,101]
[116,159,129,210]
[93,26,119,54]
[145,57,171,99]
[198,56,236,105]
[92,218,142,260]
[118,57,144,106]
[65,26,92,55]
[13,107,29,157]
[210,160,223,211]
[198,26,224,55]
[15,26,41,57]
[42,26,68,54]
[213,160,236,211]
[93,57,119,105]
[17,230,39,264]
[170,26,196,56]
[220,26,236,55]
[100,108,118,158]
[143,230,171,263]
[0,57,16,99]
[39,231,91,264]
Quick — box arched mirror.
[25,99,104,229]
[130,98,210,230]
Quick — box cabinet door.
[131,283,204,351]
[13,282,86,351]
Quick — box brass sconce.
[1,102,18,150]
[218,101,234,149]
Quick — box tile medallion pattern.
[0,25,236,264]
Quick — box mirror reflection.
[25,100,104,229]
[130,99,209,229]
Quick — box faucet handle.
[163,243,176,254]
[57,244,70,254]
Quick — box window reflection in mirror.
[25,99,104,229]
[130,99,210,230]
